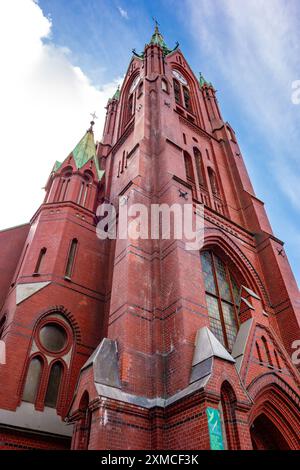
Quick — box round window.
[39,323,67,352]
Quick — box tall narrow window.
[184,151,196,199]
[61,179,70,201]
[208,167,218,195]
[34,247,46,275]
[0,315,7,339]
[82,185,89,208]
[256,342,263,363]
[65,239,78,279]
[22,356,43,403]
[274,350,282,370]
[77,392,91,450]
[221,382,240,449]
[184,152,194,181]
[77,182,84,205]
[183,86,192,111]
[262,336,273,366]
[56,179,65,202]
[173,79,181,105]
[44,362,63,408]
[193,148,205,187]
[201,251,239,350]
[127,94,134,122]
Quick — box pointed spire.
[146,20,178,56]
[52,119,104,180]
[199,72,213,89]
[149,21,168,50]
[72,122,96,169]
[112,85,120,101]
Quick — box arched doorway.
[250,414,290,450]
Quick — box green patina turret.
[53,122,104,180]
[132,23,179,59]
[149,23,179,56]
[112,85,120,101]
[199,72,213,89]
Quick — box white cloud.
[0,0,121,230]
[185,0,300,211]
[117,6,129,20]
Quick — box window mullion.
[226,265,240,329]
[211,252,229,349]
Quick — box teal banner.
[206,407,225,450]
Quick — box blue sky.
[0,0,299,286]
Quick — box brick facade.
[0,27,299,450]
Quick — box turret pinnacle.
[53,121,104,180]
[199,72,213,89]
[148,22,179,56]
[112,85,120,101]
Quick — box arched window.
[34,247,47,275]
[262,336,273,366]
[173,79,181,105]
[0,314,7,339]
[274,349,281,370]
[77,181,85,205]
[22,356,43,404]
[21,313,73,411]
[183,151,196,198]
[127,94,134,122]
[193,147,205,187]
[201,250,240,350]
[221,382,240,449]
[183,86,192,112]
[65,238,78,279]
[256,341,263,363]
[77,392,91,450]
[137,81,143,97]
[45,362,63,408]
[184,152,194,181]
[208,167,218,195]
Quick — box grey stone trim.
[0,402,73,437]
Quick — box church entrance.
[250,414,291,450]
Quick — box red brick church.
[0,26,300,450]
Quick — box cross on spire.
[152,17,160,29]
[90,111,98,121]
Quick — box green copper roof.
[72,127,96,169]
[53,124,104,180]
[112,85,120,101]
[149,25,172,54]
[132,24,178,58]
[199,72,213,89]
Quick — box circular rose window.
[39,323,67,353]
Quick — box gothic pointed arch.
[248,376,300,449]
[76,391,92,450]
[220,381,241,449]
[203,227,271,307]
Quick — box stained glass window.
[201,251,240,350]
[173,79,181,104]
[22,357,43,403]
[39,323,67,353]
[45,362,63,408]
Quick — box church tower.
[0,122,107,449]
[0,25,300,450]
[68,26,300,450]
